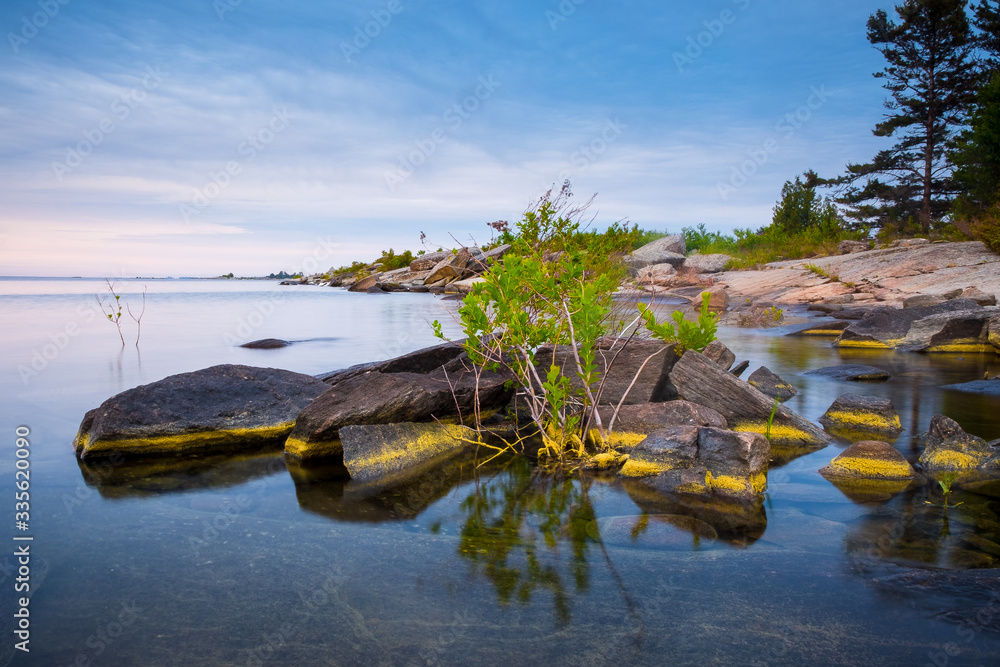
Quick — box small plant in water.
[764,397,779,442]
[926,472,964,508]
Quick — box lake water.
[2,278,1000,666]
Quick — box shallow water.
[2,278,1000,666]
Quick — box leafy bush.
[637,293,718,354]
[377,248,414,271]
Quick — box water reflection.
[456,458,596,626]
[76,448,286,497]
[844,484,1000,569]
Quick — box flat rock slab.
[943,380,1000,396]
[73,365,330,460]
[803,364,890,381]
[834,299,983,350]
[316,340,466,384]
[340,422,475,486]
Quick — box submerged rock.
[818,394,902,441]
[787,320,851,337]
[803,364,890,381]
[73,365,329,461]
[240,338,292,349]
[340,422,476,486]
[747,366,797,402]
[942,379,1000,396]
[919,415,1000,473]
[669,350,831,446]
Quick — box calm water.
[1,278,1000,666]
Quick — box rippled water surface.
[2,278,999,666]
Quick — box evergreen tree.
[952,72,1000,210]
[773,173,842,233]
[973,0,1000,65]
[831,0,978,234]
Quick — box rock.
[838,240,870,254]
[820,441,917,480]
[729,360,750,378]
[829,308,870,321]
[621,426,770,501]
[961,286,997,306]
[635,263,677,286]
[918,415,1000,472]
[340,423,476,486]
[900,308,995,353]
[787,320,851,337]
[701,340,735,371]
[818,394,902,441]
[803,364,890,382]
[348,274,378,292]
[903,294,947,309]
[834,299,982,349]
[444,276,485,294]
[669,350,831,446]
[942,379,1000,396]
[317,340,466,384]
[597,401,727,448]
[890,238,931,248]
[73,365,330,461]
[286,358,514,460]
[747,366,797,402]
[694,286,729,310]
[630,234,686,261]
[534,338,679,406]
[239,338,292,349]
[409,251,451,272]
[483,244,511,262]
[425,250,474,284]
[683,254,733,274]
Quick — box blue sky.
[0,0,894,276]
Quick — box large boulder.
[833,299,983,350]
[73,365,330,461]
[818,393,902,441]
[683,254,733,274]
[286,358,514,460]
[620,426,770,501]
[347,274,378,292]
[425,250,475,284]
[534,338,679,406]
[669,350,831,446]
[838,240,870,255]
[918,415,1000,472]
[340,422,476,486]
[626,235,686,271]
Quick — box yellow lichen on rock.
[80,422,295,459]
[705,470,754,496]
[619,459,667,478]
[800,329,848,337]
[922,449,981,470]
[731,421,819,444]
[835,339,894,350]
[583,451,629,471]
[588,429,648,449]
[924,340,994,353]
[819,440,916,481]
[823,409,901,433]
[284,435,342,460]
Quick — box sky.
[0,0,897,277]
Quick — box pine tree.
[973,0,1000,65]
[832,0,978,234]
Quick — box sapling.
[96,279,126,347]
